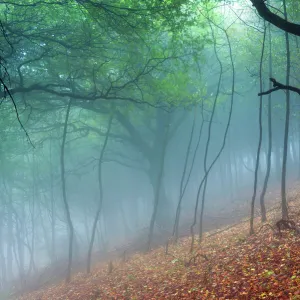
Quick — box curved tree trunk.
[198,25,235,245]
[172,51,206,241]
[190,19,223,251]
[87,110,114,273]
[173,108,196,241]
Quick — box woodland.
[0,0,300,299]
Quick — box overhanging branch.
[250,0,300,36]
[4,83,166,109]
[258,78,300,96]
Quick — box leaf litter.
[18,195,300,300]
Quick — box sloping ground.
[9,181,300,298]
[17,194,300,299]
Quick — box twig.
[257,223,276,234]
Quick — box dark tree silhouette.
[60,98,75,283]
[250,0,300,36]
[250,25,266,235]
[87,109,114,273]
[280,0,291,220]
[259,23,273,223]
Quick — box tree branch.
[258,78,300,96]
[250,0,300,36]
[4,83,167,109]
[251,0,300,36]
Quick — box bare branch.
[258,78,300,96]
[250,0,300,36]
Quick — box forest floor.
[16,186,300,299]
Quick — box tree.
[60,97,74,283]
[280,0,291,220]
[250,24,266,235]
[87,108,113,273]
[259,23,273,223]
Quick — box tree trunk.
[147,118,169,251]
[60,98,74,283]
[259,23,272,223]
[250,24,266,235]
[173,108,196,241]
[87,111,113,273]
[49,136,56,263]
[190,20,223,251]
[281,0,290,220]
[198,26,235,244]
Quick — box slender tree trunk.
[199,27,235,244]
[259,23,272,223]
[60,98,74,283]
[250,25,266,235]
[173,104,204,242]
[198,50,219,243]
[281,0,290,220]
[173,108,196,241]
[87,111,113,273]
[190,20,222,251]
[49,136,56,263]
[30,156,36,274]
[147,117,169,251]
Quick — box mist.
[0,0,299,297]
